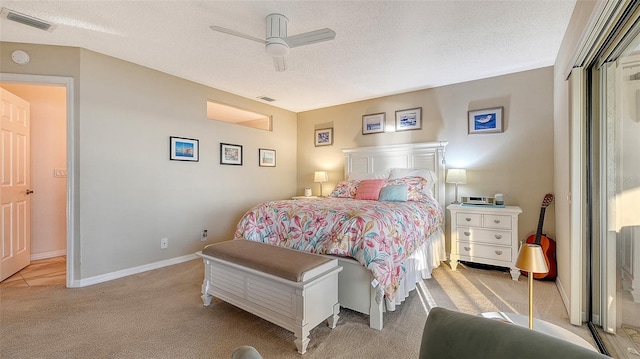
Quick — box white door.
[0,87,31,282]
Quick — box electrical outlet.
[201,230,208,242]
[160,238,168,249]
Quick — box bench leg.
[201,281,213,306]
[327,303,340,329]
[294,324,311,354]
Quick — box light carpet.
[1,259,431,358]
[0,259,597,358]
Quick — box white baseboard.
[556,276,571,315]
[31,249,67,261]
[72,253,198,288]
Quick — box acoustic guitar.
[522,193,557,280]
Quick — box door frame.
[0,73,76,288]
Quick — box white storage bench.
[197,240,342,354]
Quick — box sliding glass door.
[595,26,640,352]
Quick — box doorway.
[0,83,67,286]
[0,73,75,288]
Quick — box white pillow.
[388,168,437,184]
[347,171,390,181]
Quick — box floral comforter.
[234,196,443,301]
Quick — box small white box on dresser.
[447,204,523,280]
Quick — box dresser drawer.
[457,242,512,262]
[456,213,482,227]
[456,228,512,246]
[482,214,512,230]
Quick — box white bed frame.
[336,141,448,330]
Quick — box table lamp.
[314,171,328,197]
[446,169,467,204]
[515,243,549,329]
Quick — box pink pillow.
[355,179,386,200]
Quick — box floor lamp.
[515,243,549,329]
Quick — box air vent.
[1,8,56,32]
[257,96,276,102]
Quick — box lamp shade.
[446,169,467,184]
[314,171,328,183]
[515,244,549,273]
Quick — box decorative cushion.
[388,168,437,197]
[384,176,430,202]
[378,185,409,202]
[388,168,437,183]
[329,180,360,198]
[354,179,386,200]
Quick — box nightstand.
[292,196,318,200]
[447,204,523,280]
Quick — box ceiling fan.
[210,13,336,72]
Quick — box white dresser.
[448,204,522,280]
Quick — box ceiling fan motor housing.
[265,13,289,57]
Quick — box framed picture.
[468,107,503,134]
[395,107,422,132]
[220,143,243,165]
[258,148,276,167]
[314,128,333,146]
[362,113,385,135]
[169,136,199,162]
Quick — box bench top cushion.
[202,240,335,282]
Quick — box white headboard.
[341,141,448,210]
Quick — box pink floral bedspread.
[234,197,443,300]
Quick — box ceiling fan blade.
[210,26,265,44]
[273,57,287,72]
[284,28,336,48]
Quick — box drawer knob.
[464,232,471,237]
[495,250,503,255]
[465,217,472,222]
[495,234,502,239]
[463,246,471,252]
[494,219,501,224]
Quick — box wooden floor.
[0,256,66,287]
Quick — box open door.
[1,87,31,281]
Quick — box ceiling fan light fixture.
[265,38,289,57]
[210,12,334,71]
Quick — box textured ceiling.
[0,1,576,112]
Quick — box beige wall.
[297,67,556,252]
[0,83,67,259]
[1,42,298,280]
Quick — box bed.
[234,141,448,329]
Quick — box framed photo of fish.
[468,107,503,134]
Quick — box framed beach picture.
[395,107,422,132]
[220,143,243,165]
[258,148,276,167]
[468,107,503,134]
[314,128,333,146]
[169,136,199,162]
[362,113,385,135]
